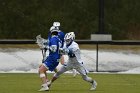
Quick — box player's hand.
[59,48,69,54]
[63,48,69,53]
[59,48,65,54]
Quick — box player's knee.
[53,73,60,78]
[38,64,47,73]
[39,73,45,78]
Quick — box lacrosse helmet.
[64,32,75,45]
[50,26,59,32]
[49,26,59,36]
[53,22,60,27]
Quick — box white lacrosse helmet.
[50,26,59,32]
[64,32,75,45]
[53,22,60,27]
[49,26,59,34]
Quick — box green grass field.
[0,73,140,93]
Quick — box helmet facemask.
[64,32,75,45]
[65,38,73,45]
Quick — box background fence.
[0,40,140,72]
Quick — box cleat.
[47,81,52,88]
[38,83,49,91]
[90,80,97,90]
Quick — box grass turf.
[0,73,140,93]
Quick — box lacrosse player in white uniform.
[48,32,97,90]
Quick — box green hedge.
[0,0,140,40]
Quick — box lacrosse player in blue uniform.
[47,32,97,91]
[47,22,65,72]
[36,22,65,87]
[38,28,62,91]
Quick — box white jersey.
[63,41,83,64]
[60,41,88,75]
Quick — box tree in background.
[0,0,140,40]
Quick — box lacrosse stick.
[36,35,48,63]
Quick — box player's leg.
[48,66,68,87]
[60,55,65,65]
[39,63,49,82]
[76,64,97,90]
[81,74,97,90]
[76,66,92,82]
[38,64,49,91]
[53,55,64,74]
[38,56,59,91]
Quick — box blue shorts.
[43,56,59,71]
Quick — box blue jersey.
[43,35,62,71]
[48,31,65,47]
[58,31,65,47]
[48,36,61,59]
